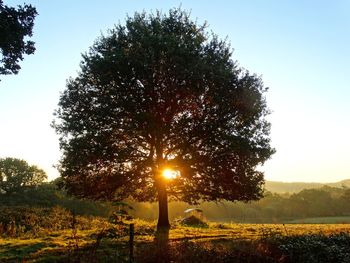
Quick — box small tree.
[0,0,37,76]
[54,9,274,230]
[0,157,47,194]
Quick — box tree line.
[125,186,350,223]
[1,157,349,223]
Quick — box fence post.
[129,223,134,263]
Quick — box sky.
[1,0,349,183]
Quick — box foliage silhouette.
[0,157,46,194]
[53,8,274,230]
[0,181,110,217]
[0,0,37,76]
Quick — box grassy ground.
[1,220,350,262]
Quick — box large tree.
[0,157,47,194]
[54,9,274,229]
[0,0,37,76]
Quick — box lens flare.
[162,169,178,180]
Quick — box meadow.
[2,184,350,262]
[1,208,350,263]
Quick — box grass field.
[1,220,350,262]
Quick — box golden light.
[162,168,179,180]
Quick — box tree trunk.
[157,180,170,230]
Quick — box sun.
[162,169,179,180]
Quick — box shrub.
[0,206,110,237]
[276,233,350,263]
[180,215,208,228]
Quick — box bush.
[0,206,110,237]
[0,183,110,217]
[180,215,208,228]
[276,233,350,263]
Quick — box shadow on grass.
[3,232,350,263]
[134,238,280,263]
[0,235,276,263]
[48,238,131,263]
[153,228,170,262]
[0,242,48,261]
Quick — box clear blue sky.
[1,0,349,182]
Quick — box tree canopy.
[54,9,274,228]
[0,0,37,75]
[0,157,47,194]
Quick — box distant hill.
[264,179,350,193]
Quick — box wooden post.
[129,223,134,263]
